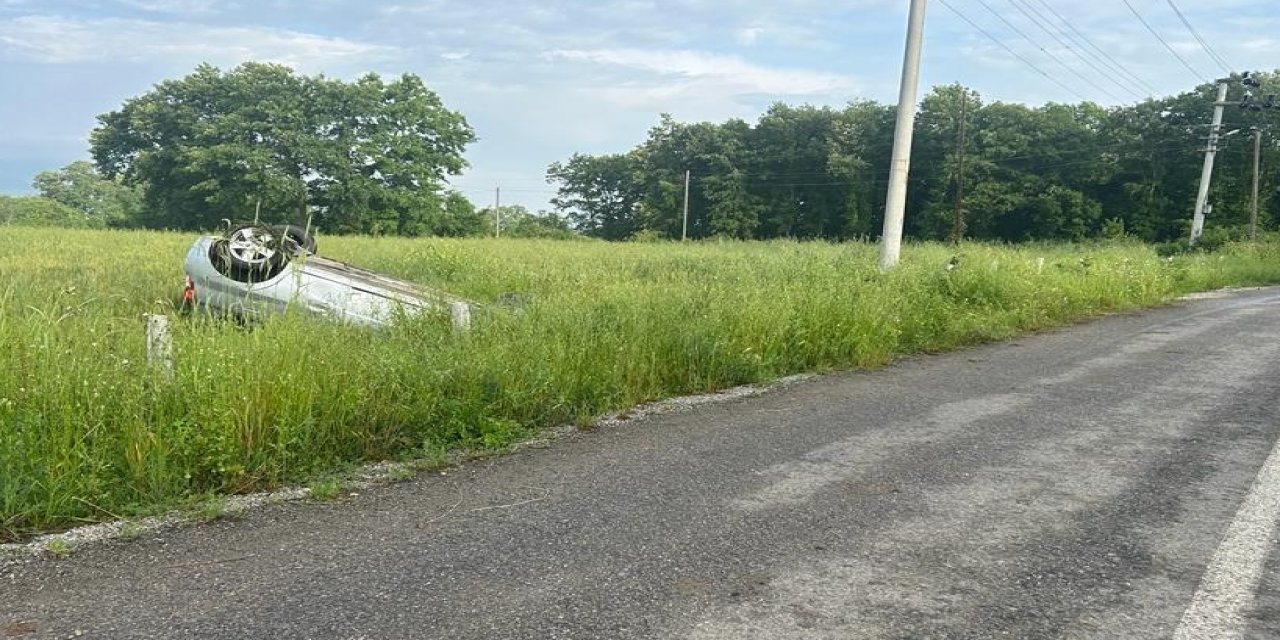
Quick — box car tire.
[219,225,285,283]
[272,224,317,254]
[225,225,283,269]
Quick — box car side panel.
[182,236,457,327]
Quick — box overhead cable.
[937,0,1091,102]
[1006,0,1146,101]
[1033,0,1163,97]
[1164,0,1233,75]
[971,0,1126,103]
[1121,0,1209,82]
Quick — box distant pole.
[1251,127,1262,241]
[682,170,691,241]
[951,88,968,245]
[494,187,501,238]
[1189,81,1228,246]
[879,0,928,269]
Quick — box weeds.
[308,480,341,501]
[43,537,73,557]
[386,466,416,483]
[119,521,146,540]
[187,496,244,522]
[5,228,1280,539]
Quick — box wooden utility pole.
[682,170,691,241]
[951,89,968,245]
[1189,81,1229,246]
[494,187,501,238]
[878,0,928,269]
[1251,127,1262,241]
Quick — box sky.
[0,0,1276,212]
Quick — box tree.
[90,63,476,233]
[482,204,577,239]
[32,161,142,228]
[749,104,853,238]
[547,153,644,239]
[827,100,897,238]
[911,85,982,240]
[391,190,486,237]
[632,116,757,239]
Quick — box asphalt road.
[6,287,1280,639]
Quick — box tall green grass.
[4,227,1280,540]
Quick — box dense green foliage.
[549,74,1280,243]
[484,204,579,239]
[90,62,477,235]
[0,195,102,228]
[6,228,1280,540]
[32,161,142,228]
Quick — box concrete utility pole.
[952,88,968,245]
[1251,127,1262,241]
[879,0,928,269]
[494,187,501,238]
[682,170,691,241]
[1189,81,1228,246]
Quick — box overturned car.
[183,224,466,328]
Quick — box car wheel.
[272,224,317,254]
[226,225,283,271]
[215,225,287,283]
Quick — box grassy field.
[4,226,1280,541]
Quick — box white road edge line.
[1173,434,1280,640]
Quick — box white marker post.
[145,314,174,380]
[450,302,472,331]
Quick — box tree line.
[7,63,1278,246]
[548,73,1280,245]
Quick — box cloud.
[737,25,764,45]
[114,0,220,13]
[371,1,851,60]
[547,48,859,96]
[0,15,396,69]
[1238,37,1279,54]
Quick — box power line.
[1005,0,1146,102]
[937,0,1091,102]
[1121,0,1209,82]
[1033,0,1163,97]
[970,0,1125,103]
[1164,0,1233,75]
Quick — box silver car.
[182,224,466,327]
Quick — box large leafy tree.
[90,62,476,233]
